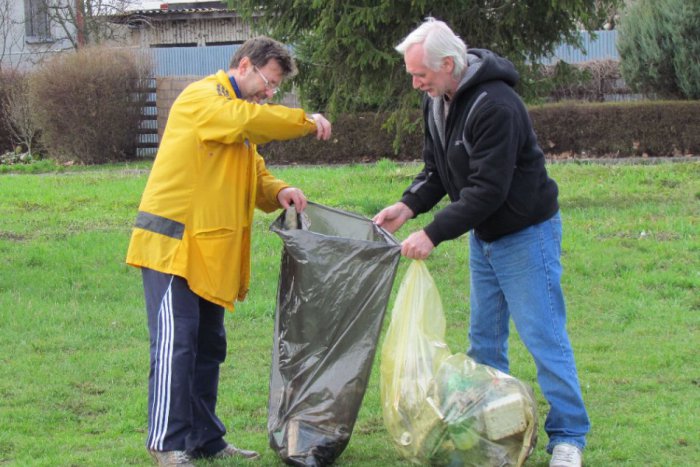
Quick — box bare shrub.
[30,46,151,164]
[0,70,20,153]
[576,60,628,100]
[1,72,41,156]
[533,60,628,103]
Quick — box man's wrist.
[397,202,415,220]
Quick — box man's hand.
[401,230,434,260]
[310,113,332,140]
[277,187,307,212]
[373,202,414,234]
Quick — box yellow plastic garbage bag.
[380,261,538,466]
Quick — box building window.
[24,0,52,43]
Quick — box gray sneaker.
[550,443,582,467]
[148,450,195,467]
[212,443,260,460]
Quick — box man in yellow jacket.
[126,36,332,466]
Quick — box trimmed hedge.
[260,101,700,164]
[530,100,700,158]
[260,112,422,165]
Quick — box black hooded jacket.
[400,48,559,244]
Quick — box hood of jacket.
[455,48,519,97]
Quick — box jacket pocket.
[189,227,243,303]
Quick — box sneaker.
[148,450,195,467]
[550,443,582,467]
[212,443,260,460]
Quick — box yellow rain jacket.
[126,70,317,310]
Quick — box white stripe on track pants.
[141,268,228,456]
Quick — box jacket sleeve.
[423,101,519,245]
[186,83,317,145]
[400,100,447,216]
[254,150,289,213]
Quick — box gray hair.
[395,17,467,79]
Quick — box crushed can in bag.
[381,261,538,466]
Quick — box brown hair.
[229,36,297,78]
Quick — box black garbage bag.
[268,202,401,466]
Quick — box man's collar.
[227,72,242,99]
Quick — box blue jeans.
[467,212,590,452]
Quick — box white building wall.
[1,0,74,71]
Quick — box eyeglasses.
[253,66,280,95]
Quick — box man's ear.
[441,56,455,74]
[238,56,252,74]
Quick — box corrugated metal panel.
[150,44,240,76]
[540,30,619,65]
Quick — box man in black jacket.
[374,18,589,467]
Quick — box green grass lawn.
[0,160,698,466]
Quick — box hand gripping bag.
[381,261,538,466]
[268,202,401,466]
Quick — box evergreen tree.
[618,0,700,99]
[231,1,619,147]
